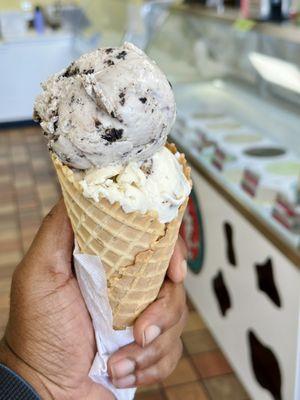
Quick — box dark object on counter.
[33,6,45,34]
[248,330,282,400]
[212,270,232,316]
[244,146,286,158]
[0,363,40,399]
[184,0,207,4]
[255,257,281,307]
[269,0,284,21]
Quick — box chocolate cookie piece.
[102,128,123,142]
[62,62,80,78]
[116,51,127,60]
[105,59,115,67]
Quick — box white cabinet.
[0,32,75,122]
[184,168,300,400]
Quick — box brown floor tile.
[183,311,206,333]
[0,238,22,253]
[0,277,12,294]
[136,384,161,393]
[0,203,17,216]
[0,294,10,309]
[0,264,15,279]
[183,329,218,355]
[192,350,232,378]
[0,228,19,242]
[0,215,18,230]
[186,295,196,311]
[135,390,165,400]
[204,374,249,400]
[0,175,11,184]
[162,357,198,387]
[0,251,22,268]
[165,382,209,400]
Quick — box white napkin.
[73,244,136,400]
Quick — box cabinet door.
[185,168,300,400]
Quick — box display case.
[146,5,300,400]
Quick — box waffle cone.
[52,143,191,329]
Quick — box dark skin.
[0,200,188,399]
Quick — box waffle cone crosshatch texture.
[52,143,192,329]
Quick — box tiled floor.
[0,126,250,399]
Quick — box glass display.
[147,6,300,250]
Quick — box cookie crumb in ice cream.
[139,97,147,104]
[116,51,127,60]
[33,109,42,123]
[105,48,113,54]
[94,119,102,129]
[102,128,123,142]
[119,92,126,106]
[82,68,94,74]
[104,59,115,66]
[141,159,153,176]
[62,62,79,78]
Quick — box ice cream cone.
[52,143,191,329]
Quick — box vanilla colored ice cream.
[79,147,190,223]
[34,42,191,223]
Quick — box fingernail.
[113,374,136,388]
[111,359,135,379]
[143,325,161,347]
[182,260,187,278]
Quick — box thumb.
[23,198,74,276]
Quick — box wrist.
[0,338,54,400]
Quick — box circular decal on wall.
[180,188,205,274]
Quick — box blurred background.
[0,0,300,399]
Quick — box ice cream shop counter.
[147,5,300,400]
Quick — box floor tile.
[0,228,19,242]
[162,357,198,387]
[0,203,17,216]
[136,384,161,393]
[186,295,196,311]
[183,311,206,333]
[0,238,22,253]
[0,294,10,309]
[0,251,22,268]
[0,264,15,280]
[135,389,165,400]
[165,382,209,400]
[204,374,249,400]
[192,350,232,378]
[183,329,218,355]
